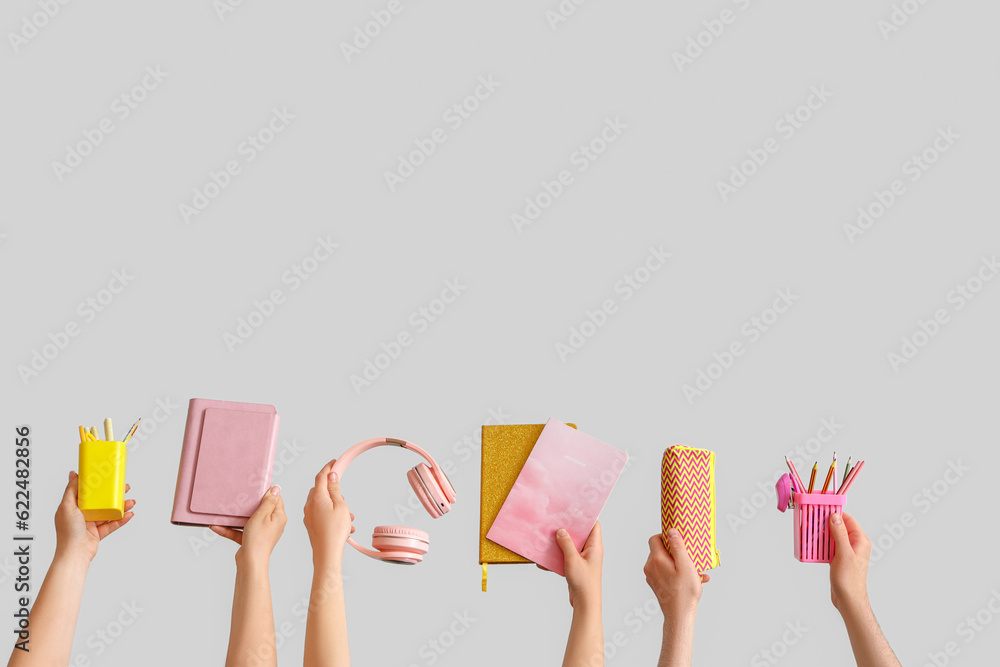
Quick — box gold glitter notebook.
[479,422,576,590]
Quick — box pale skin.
[828,513,902,667]
[537,521,605,667]
[8,471,135,667]
[211,485,287,667]
[643,529,710,667]
[302,460,355,667]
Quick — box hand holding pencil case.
[661,446,720,571]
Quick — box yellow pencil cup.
[78,440,127,521]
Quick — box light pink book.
[486,418,628,575]
[171,398,280,528]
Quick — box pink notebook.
[486,418,628,575]
[171,398,280,528]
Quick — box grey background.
[2,1,998,666]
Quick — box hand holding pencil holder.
[776,474,845,563]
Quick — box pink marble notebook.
[486,418,628,575]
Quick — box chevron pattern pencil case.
[661,446,720,571]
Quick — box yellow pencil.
[807,462,818,493]
[821,452,836,493]
[79,426,87,442]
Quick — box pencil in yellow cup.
[77,417,128,522]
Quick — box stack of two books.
[479,418,628,589]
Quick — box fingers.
[701,573,711,584]
[327,469,342,503]
[125,483,131,493]
[61,471,79,506]
[840,512,870,557]
[828,513,854,557]
[210,525,243,545]
[664,528,697,576]
[314,460,336,491]
[123,499,136,512]
[583,520,603,552]
[555,528,580,570]
[96,512,134,540]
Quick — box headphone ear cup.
[371,525,429,564]
[408,463,450,518]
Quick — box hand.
[303,460,355,565]
[211,486,286,565]
[55,471,135,564]
[829,512,871,613]
[546,521,603,610]
[644,530,709,620]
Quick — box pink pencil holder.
[792,492,846,563]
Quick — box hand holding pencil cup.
[77,417,139,521]
[776,454,865,563]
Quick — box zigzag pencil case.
[661,445,721,571]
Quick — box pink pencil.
[785,457,806,496]
[838,460,865,495]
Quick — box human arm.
[643,529,709,667]
[211,485,286,667]
[554,521,604,667]
[828,513,902,667]
[7,471,134,667]
[302,461,355,667]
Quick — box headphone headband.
[330,437,439,477]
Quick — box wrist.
[837,594,873,623]
[235,549,270,573]
[53,545,92,570]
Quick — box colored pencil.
[807,462,818,494]
[820,452,836,493]
[839,460,865,495]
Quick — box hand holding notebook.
[486,418,628,575]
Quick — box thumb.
[327,470,342,503]
[829,513,853,556]
[555,528,580,564]
[61,471,79,506]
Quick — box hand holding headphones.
[330,437,456,564]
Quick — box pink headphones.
[331,437,455,564]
